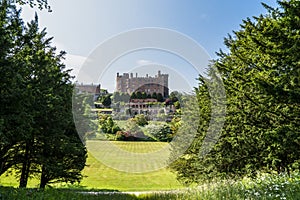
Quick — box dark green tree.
[0,3,87,188]
[157,93,164,102]
[141,92,147,99]
[130,92,137,99]
[136,91,142,99]
[16,14,87,188]
[0,2,30,177]
[171,0,300,184]
[151,92,157,100]
[100,94,112,108]
[16,0,51,11]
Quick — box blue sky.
[20,0,278,92]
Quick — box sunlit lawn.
[0,141,183,192]
[81,141,183,191]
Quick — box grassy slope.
[81,141,183,191]
[0,141,183,191]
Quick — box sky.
[20,0,278,93]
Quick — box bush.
[145,124,173,142]
[132,114,148,126]
[98,114,121,134]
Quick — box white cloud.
[135,59,155,66]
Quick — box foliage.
[151,92,157,100]
[130,92,137,99]
[115,118,151,141]
[136,91,142,99]
[73,93,96,140]
[115,131,136,141]
[113,91,130,102]
[129,91,164,101]
[15,0,50,11]
[98,114,121,134]
[141,92,147,99]
[170,0,300,185]
[124,119,148,140]
[98,94,112,108]
[132,114,148,126]
[156,93,164,102]
[169,116,182,136]
[0,187,139,200]
[0,3,86,188]
[145,124,173,142]
[0,1,27,178]
[1,172,300,199]
[140,172,300,200]
[166,91,182,108]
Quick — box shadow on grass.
[0,186,140,200]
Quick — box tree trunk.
[19,144,30,188]
[39,165,48,189]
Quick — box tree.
[73,93,95,141]
[151,92,157,100]
[170,76,212,184]
[0,3,87,188]
[169,91,180,102]
[124,118,148,140]
[16,0,51,11]
[141,92,147,99]
[0,2,29,177]
[130,92,137,99]
[157,93,164,102]
[147,124,173,142]
[136,91,142,99]
[100,94,112,108]
[171,0,300,184]
[39,119,87,188]
[133,114,148,126]
[18,14,87,188]
[98,114,120,134]
[112,91,121,102]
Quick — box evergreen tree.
[100,94,112,108]
[171,0,300,184]
[141,92,147,99]
[157,93,164,102]
[151,92,157,100]
[0,1,29,177]
[0,2,87,188]
[130,92,137,99]
[136,91,142,99]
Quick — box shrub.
[132,114,148,126]
[145,124,173,142]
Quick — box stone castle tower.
[116,70,169,97]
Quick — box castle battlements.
[116,70,169,97]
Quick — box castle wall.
[116,71,169,97]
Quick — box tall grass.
[141,172,300,200]
[1,172,300,199]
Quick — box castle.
[116,70,169,98]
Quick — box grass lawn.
[2,172,300,199]
[81,141,183,191]
[0,141,183,191]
